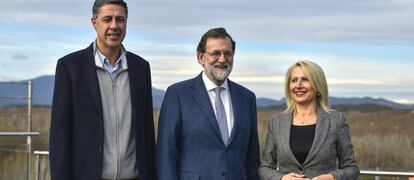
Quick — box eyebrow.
[101,14,126,18]
[290,76,307,79]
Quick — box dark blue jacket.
[156,74,260,180]
[49,43,156,180]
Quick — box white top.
[202,72,234,136]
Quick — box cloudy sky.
[1,0,413,103]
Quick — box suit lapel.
[190,73,223,143]
[226,80,242,147]
[127,54,146,128]
[85,44,103,117]
[280,113,302,166]
[304,108,330,165]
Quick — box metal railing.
[34,151,49,180]
[0,132,39,136]
[0,80,39,180]
[29,152,414,180]
[361,170,414,177]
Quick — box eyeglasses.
[205,51,234,59]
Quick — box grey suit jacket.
[259,108,359,180]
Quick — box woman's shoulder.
[269,111,291,124]
[327,110,343,118]
[271,111,290,119]
[325,110,347,127]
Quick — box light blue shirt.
[96,49,124,79]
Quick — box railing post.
[375,167,380,180]
[33,151,48,180]
[27,80,33,180]
[36,153,40,180]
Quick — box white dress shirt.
[202,72,234,136]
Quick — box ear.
[91,17,97,31]
[197,52,204,65]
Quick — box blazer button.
[98,146,102,152]
[221,172,226,176]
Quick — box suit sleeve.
[156,86,180,180]
[246,94,260,180]
[259,116,286,180]
[329,113,360,180]
[144,63,157,180]
[49,59,73,180]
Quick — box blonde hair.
[284,60,333,113]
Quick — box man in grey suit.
[156,27,260,180]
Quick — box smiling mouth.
[214,64,228,69]
[107,33,120,39]
[294,90,307,96]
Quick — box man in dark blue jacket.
[156,27,260,180]
[49,0,155,179]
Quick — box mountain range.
[257,97,414,110]
[1,75,414,110]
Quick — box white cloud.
[0,74,18,82]
[33,63,56,75]
[231,76,284,83]
[1,0,413,103]
[2,0,414,44]
[327,78,388,85]
[152,69,199,76]
[392,99,414,104]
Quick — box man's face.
[198,37,234,85]
[92,4,127,50]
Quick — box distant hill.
[256,98,284,107]
[256,96,414,111]
[0,75,165,108]
[1,75,414,110]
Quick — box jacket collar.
[280,106,331,166]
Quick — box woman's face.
[289,66,317,106]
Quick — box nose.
[217,53,227,63]
[218,56,225,63]
[109,18,118,29]
[294,80,304,88]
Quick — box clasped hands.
[282,172,335,180]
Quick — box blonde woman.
[259,61,359,180]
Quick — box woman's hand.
[311,174,335,180]
[282,172,311,180]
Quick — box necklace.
[300,119,313,124]
[294,116,316,125]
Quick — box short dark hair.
[92,0,128,18]
[197,27,236,54]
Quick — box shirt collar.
[202,71,229,92]
[93,41,128,70]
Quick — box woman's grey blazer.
[259,108,359,180]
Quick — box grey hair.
[92,0,128,18]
